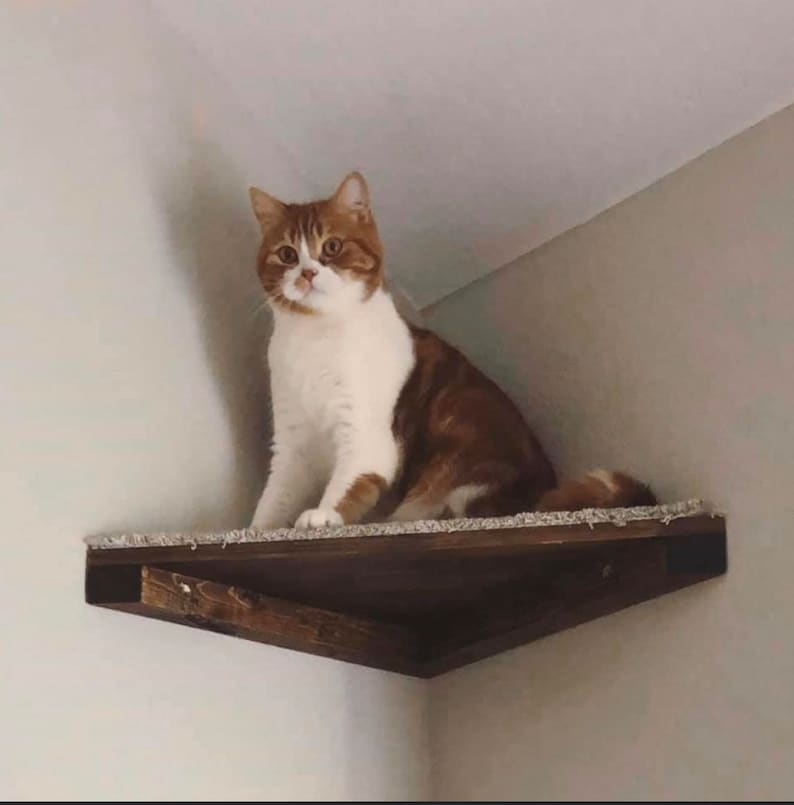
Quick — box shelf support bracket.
[87,564,424,676]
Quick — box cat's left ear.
[331,172,370,218]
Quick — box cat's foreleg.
[250,437,320,529]
[295,427,396,528]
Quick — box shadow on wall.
[158,138,272,530]
[430,579,726,800]
[341,664,429,798]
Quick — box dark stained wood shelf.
[85,512,726,677]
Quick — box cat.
[248,172,654,530]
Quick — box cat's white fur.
[251,237,415,529]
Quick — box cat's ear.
[249,187,284,233]
[331,172,370,217]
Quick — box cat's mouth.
[294,276,313,295]
[292,281,323,298]
[283,278,324,305]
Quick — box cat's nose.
[301,268,318,282]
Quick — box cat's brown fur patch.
[391,326,557,518]
[335,473,388,523]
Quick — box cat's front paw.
[295,508,344,530]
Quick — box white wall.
[0,3,428,799]
[153,0,794,307]
[6,3,792,798]
[427,105,794,799]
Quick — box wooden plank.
[422,529,726,676]
[86,565,424,677]
[84,517,726,624]
[87,514,725,567]
[84,516,727,677]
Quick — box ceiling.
[152,0,794,307]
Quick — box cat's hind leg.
[446,484,492,517]
[389,494,447,522]
[388,455,456,522]
[389,459,525,523]
[390,482,493,522]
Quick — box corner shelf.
[85,503,726,677]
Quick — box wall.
[0,2,428,799]
[427,105,794,799]
[153,0,794,307]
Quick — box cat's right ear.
[249,187,284,233]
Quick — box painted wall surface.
[153,0,794,306]
[5,2,793,799]
[427,105,794,800]
[0,3,428,799]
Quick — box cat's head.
[249,172,383,315]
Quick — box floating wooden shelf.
[85,504,726,677]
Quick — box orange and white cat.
[248,172,654,530]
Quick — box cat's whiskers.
[249,297,270,322]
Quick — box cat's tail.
[535,469,656,512]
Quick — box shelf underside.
[85,507,727,677]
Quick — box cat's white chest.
[274,330,346,431]
[269,291,415,439]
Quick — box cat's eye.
[277,245,298,265]
[322,238,343,258]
